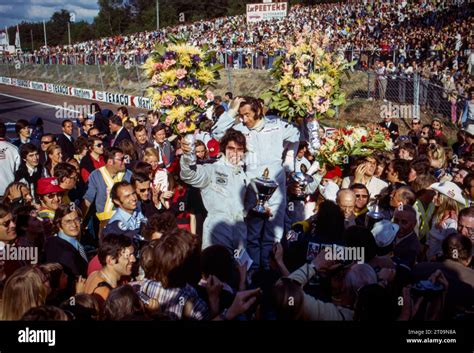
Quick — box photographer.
[411,233,473,319]
[271,250,379,320]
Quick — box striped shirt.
[138,279,209,320]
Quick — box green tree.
[48,9,71,45]
[93,0,133,37]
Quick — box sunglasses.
[355,194,369,199]
[138,188,150,193]
[41,140,53,144]
[94,143,103,148]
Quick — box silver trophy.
[290,164,314,200]
[365,199,384,230]
[183,133,196,165]
[250,168,279,214]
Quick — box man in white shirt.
[0,122,21,196]
[341,156,388,200]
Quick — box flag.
[4,26,9,45]
[15,25,21,49]
[0,30,6,46]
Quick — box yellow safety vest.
[414,200,435,241]
[38,209,55,221]
[354,207,368,218]
[96,166,125,221]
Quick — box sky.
[0,0,100,28]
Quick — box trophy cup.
[365,198,384,230]
[250,168,279,214]
[183,133,196,165]
[290,164,314,200]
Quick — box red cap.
[36,177,64,195]
[324,166,342,180]
[207,139,220,158]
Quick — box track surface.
[0,84,147,136]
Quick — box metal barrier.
[365,71,468,125]
[1,48,471,71]
[0,54,469,126]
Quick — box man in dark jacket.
[91,103,110,136]
[107,115,132,147]
[379,116,399,142]
[56,119,75,161]
[393,205,421,268]
[412,234,474,319]
[14,143,43,198]
[43,205,88,294]
[133,125,153,160]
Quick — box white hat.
[429,181,466,206]
[463,124,474,137]
[318,180,339,202]
[371,220,399,248]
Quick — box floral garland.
[143,35,222,134]
[318,124,394,167]
[261,31,355,121]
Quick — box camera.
[411,280,444,299]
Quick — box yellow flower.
[146,87,156,99]
[142,57,156,78]
[160,70,177,85]
[313,74,324,88]
[152,93,162,109]
[179,53,192,68]
[196,68,215,84]
[179,87,202,99]
[167,105,193,123]
[301,78,312,88]
[187,122,197,132]
[305,89,317,97]
[279,74,292,87]
[168,44,203,56]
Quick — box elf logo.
[18,327,56,347]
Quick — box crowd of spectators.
[2,1,473,75]
[0,91,474,321]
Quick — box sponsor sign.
[0,76,149,111]
[0,76,11,84]
[104,92,130,105]
[71,88,93,100]
[31,81,46,91]
[132,96,152,110]
[247,2,288,23]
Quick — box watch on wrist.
[219,308,229,321]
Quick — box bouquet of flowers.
[317,125,394,167]
[261,31,355,122]
[143,34,222,134]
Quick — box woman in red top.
[79,137,105,183]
